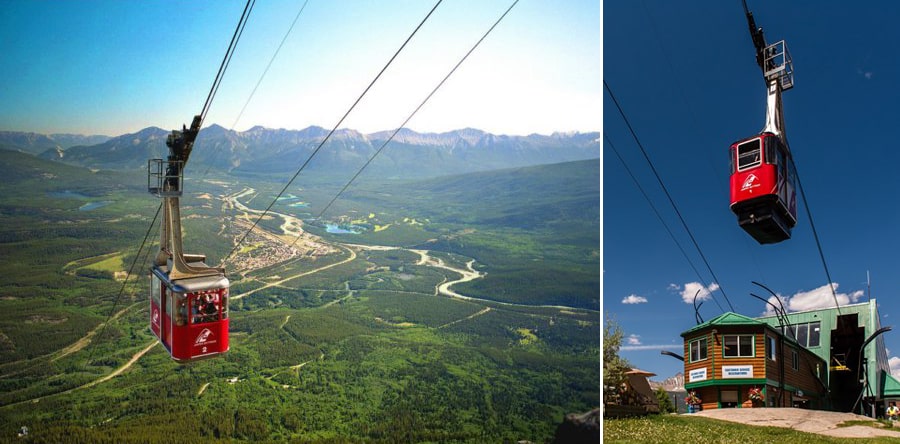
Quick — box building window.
[766,335,777,361]
[723,335,754,357]
[808,321,820,347]
[690,337,708,362]
[791,349,799,371]
[781,321,821,348]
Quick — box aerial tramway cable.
[296,0,520,248]
[86,0,255,362]
[85,203,161,365]
[200,0,257,128]
[606,134,725,314]
[790,155,842,316]
[604,80,735,313]
[220,0,445,267]
[203,0,311,176]
[738,0,842,315]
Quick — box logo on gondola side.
[195,328,215,345]
[741,174,759,192]
[152,309,159,326]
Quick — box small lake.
[325,223,364,234]
[48,190,112,211]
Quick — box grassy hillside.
[0,151,599,442]
[605,414,900,443]
[306,159,600,310]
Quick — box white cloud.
[890,357,900,377]
[627,334,641,345]
[672,282,720,304]
[762,283,864,315]
[622,294,648,304]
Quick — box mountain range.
[12,125,599,178]
[0,131,110,155]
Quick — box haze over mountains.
[0,131,110,155]
[0,125,599,178]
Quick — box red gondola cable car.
[729,132,797,244]
[730,3,798,244]
[148,115,230,362]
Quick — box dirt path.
[1,302,142,380]
[81,341,157,389]
[1,340,157,408]
[51,302,140,363]
[291,352,323,371]
[693,407,900,438]
[197,382,211,396]
[438,307,491,329]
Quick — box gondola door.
[150,274,163,341]
[162,286,172,350]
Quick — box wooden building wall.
[684,325,827,409]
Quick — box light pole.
[660,350,684,361]
[852,326,892,416]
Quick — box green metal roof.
[882,372,900,398]
[681,312,766,337]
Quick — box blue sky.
[0,0,599,136]
[603,1,900,379]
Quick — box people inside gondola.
[193,293,218,324]
[176,296,187,326]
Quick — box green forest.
[0,151,599,443]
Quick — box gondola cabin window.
[723,335,754,357]
[148,266,230,362]
[736,138,762,171]
[191,291,220,324]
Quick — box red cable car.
[148,115,230,362]
[729,132,797,244]
[150,263,230,362]
[732,3,798,244]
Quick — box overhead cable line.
[200,0,257,127]
[232,0,308,130]
[85,203,161,365]
[638,0,769,285]
[604,79,735,313]
[605,134,725,313]
[790,156,842,316]
[220,0,444,267]
[88,1,255,363]
[296,0,520,247]
[203,0,311,176]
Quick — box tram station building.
[681,299,900,415]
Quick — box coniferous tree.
[603,313,631,403]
